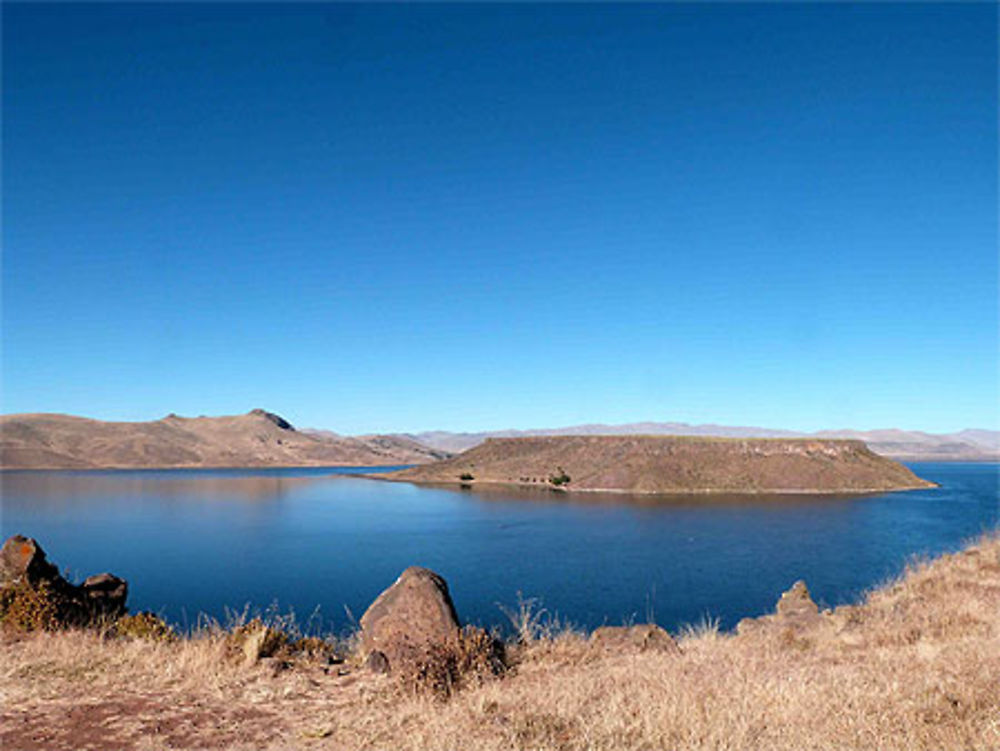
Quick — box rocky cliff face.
[387,435,936,494]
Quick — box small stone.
[365,650,390,674]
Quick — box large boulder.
[359,566,461,671]
[0,535,61,587]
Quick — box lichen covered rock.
[359,566,461,672]
[0,535,60,587]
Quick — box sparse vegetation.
[2,532,999,750]
[500,592,550,644]
[110,612,176,643]
[397,626,507,699]
[225,618,291,664]
[459,472,475,482]
[0,580,61,632]
[549,467,571,486]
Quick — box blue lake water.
[1,463,996,635]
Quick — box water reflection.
[0,466,406,508]
[0,470,320,505]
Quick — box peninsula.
[0,409,448,470]
[386,435,935,494]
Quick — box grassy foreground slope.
[2,533,998,751]
[388,435,935,493]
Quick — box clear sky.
[3,3,997,434]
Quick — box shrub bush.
[0,580,61,632]
[398,626,507,699]
[549,468,571,486]
[226,618,290,664]
[112,612,176,642]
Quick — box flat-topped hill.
[0,410,448,470]
[387,435,935,494]
[397,423,1000,461]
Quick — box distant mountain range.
[0,410,448,470]
[2,410,996,470]
[393,423,1000,461]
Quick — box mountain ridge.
[0,410,449,470]
[3,411,996,470]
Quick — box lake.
[1,463,996,635]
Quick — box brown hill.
[387,435,935,494]
[399,424,1000,461]
[0,410,449,470]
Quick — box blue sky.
[3,3,997,434]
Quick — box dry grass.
[3,532,999,750]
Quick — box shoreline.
[365,473,939,495]
[3,530,997,750]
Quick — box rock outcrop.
[775,580,821,621]
[736,579,823,637]
[590,624,680,653]
[359,566,461,671]
[0,535,61,587]
[0,535,128,627]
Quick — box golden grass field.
[2,532,999,750]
